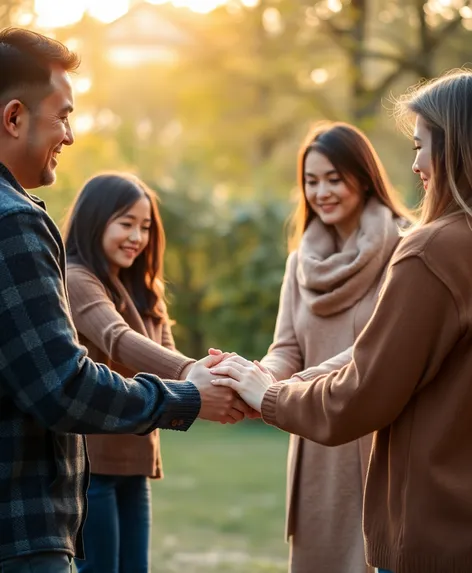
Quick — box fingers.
[247,409,262,419]
[233,397,253,416]
[200,352,234,368]
[207,351,252,368]
[211,378,236,389]
[210,364,244,380]
[228,407,245,423]
[219,414,239,424]
[223,355,253,368]
[254,360,270,374]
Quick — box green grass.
[72,420,289,572]
[150,420,289,572]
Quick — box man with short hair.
[0,28,244,573]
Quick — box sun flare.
[35,0,227,28]
[35,0,129,27]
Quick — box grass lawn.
[150,419,289,573]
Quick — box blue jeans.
[0,553,71,572]
[378,570,394,573]
[75,474,151,573]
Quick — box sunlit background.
[31,0,472,28]
[18,0,472,365]
[34,0,227,28]
[3,2,472,572]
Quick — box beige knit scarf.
[296,198,401,317]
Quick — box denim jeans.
[75,474,151,573]
[378,569,394,573]
[0,553,71,572]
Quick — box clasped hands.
[185,350,276,424]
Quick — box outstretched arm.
[0,210,237,433]
[290,346,353,381]
[211,255,461,445]
[67,266,195,380]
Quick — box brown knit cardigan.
[66,263,194,478]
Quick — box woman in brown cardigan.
[211,71,472,573]
[215,122,412,573]
[64,173,250,573]
[63,173,192,573]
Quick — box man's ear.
[2,100,27,138]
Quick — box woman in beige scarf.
[223,122,412,573]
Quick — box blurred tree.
[30,0,472,360]
[51,0,472,201]
[42,131,132,225]
[0,0,34,27]
[312,0,472,122]
[158,171,288,359]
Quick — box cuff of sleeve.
[261,381,285,427]
[174,358,196,380]
[148,380,201,432]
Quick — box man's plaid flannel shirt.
[0,163,201,562]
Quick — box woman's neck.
[333,206,364,249]
[334,222,359,250]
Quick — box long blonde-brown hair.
[288,121,412,251]
[395,69,472,227]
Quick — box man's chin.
[39,169,56,187]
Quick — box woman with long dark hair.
[213,121,412,573]
[64,172,248,573]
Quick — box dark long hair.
[63,172,166,320]
[289,121,413,250]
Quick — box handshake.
[180,350,277,424]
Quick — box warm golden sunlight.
[35,0,129,27]
[147,0,226,13]
[35,0,227,28]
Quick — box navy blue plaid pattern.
[0,164,201,561]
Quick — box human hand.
[206,351,261,419]
[180,348,226,381]
[187,353,256,424]
[210,359,276,412]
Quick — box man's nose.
[63,124,74,146]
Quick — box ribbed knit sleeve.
[260,252,304,380]
[67,266,194,380]
[291,346,353,381]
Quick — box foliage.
[0,0,33,27]
[4,0,472,359]
[158,181,289,359]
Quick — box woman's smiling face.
[102,197,152,275]
[304,150,365,241]
[412,114,433,191]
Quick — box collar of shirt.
[0,162,46,211]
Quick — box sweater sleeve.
[159,299,177,352]
[261,255,461,445]
[291,346,353,381]
[67,267,194,380]
[260,253,304,380]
